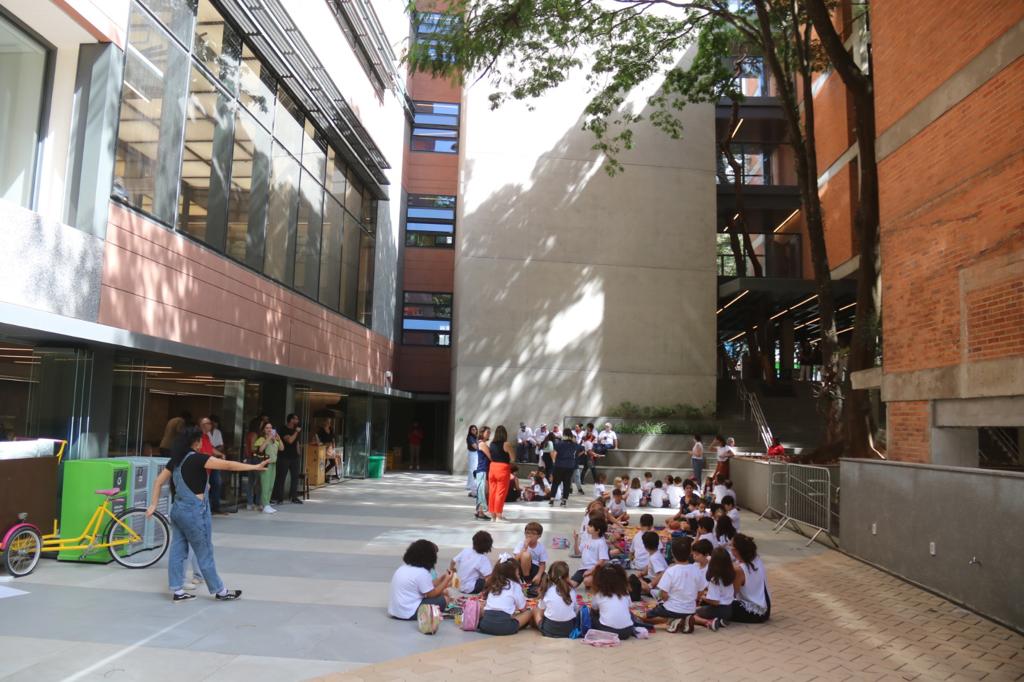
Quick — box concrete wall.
[840,458,1024,631]
[451,48,717,470]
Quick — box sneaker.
[667,618,682,633]
[683,614,695,634]
[262,505,277,514]
[172,592,196,603]
[717,618,728,629]
[548,499,555,506]
[215,589,242,601]
[708,618,720,632]
[560,500,567,507]
[290,498,304,504]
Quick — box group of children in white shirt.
[388,472,768,639]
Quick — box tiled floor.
[1,473,1021,681]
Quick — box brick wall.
[819,162,856,269]
[872,0,1024,134]
[965,276,1024,362]
[885,400,930,463]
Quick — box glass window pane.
[0,15,47,209]
[113,2,191,225]
[411,101,460,154]
[239,42,275,128]
[274,85,303,157]
[193,0,241,94]
[293,171,323,299]
[226,108,270,268]
[301,120,327,183]
[362,189,376,226]
[177,67,233,250]
[318,196,344,310]
[263,143,300,284]
[339,211,361,318]
[345,169,363,220]
[357,228,375,327]
[326,148,347,206]
[144,0,197,46]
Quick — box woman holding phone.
[253,421,284,514]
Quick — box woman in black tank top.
[487,426,515,520]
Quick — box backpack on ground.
[417,603,442,634]
[569,604,591,639]
[461,597,481,631]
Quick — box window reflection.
[264,142,300,284]
[193,0,241,93]
[225,108,270,269]
[0,15,47,209]
[294,171,324,299]
[318,196,345,310]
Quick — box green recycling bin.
[58,459,130,563]
[368,455,385,479]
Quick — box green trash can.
[368,455,385,479]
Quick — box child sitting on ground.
[478,556,532,635]
[650,479,667,508]
[608,488,630,524]
[643,536,707,633]
[694,546,735,631]
[667,476,685,509]
[524,472,550,501]
[572,499,606,556]
[715,514,737,546]
[722,495,741,530]
[629,530,668,602]
[611,477,624,496]
[696,516,719,548]
[571,516,609,589]
[513,522,548,591]
[387,539,451,620]
[591,563,642,640]
[450,530,494,594]
[593,473,609,500]
[641,472,655,496]
[629,514,656,572]
[531,561,579,638]
[626,477,644,508]
[712,474,729,504]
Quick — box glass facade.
[405,194,455,247]
[402,292,452,346]
[716,233,801,278]
[112,0,379,326]
[411,101,459,153]
[717,143,773,185]
[0,14,48,209]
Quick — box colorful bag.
[569,604,591,639]
[416,603,442,634]
[582,628,620,647]
[461,597,481,631]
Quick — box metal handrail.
[735,378,773,451]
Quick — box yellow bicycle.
[1,444,170,577]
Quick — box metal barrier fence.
[757,462,837,547]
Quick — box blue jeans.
[467,453,477,491]
[208,470,222,512]
[692,458,704,486]
[168,453,224,594]
[243,471,260,507]
[475,471,489,514]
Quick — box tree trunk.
[721,100,764,278]
[805,0,882,458]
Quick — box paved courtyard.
[0,473,1021,681]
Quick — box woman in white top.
[478,558,531,635]
[531,561,579,638]
[730,534,770,623]
[387,539,452,620]
[713,435,736,480]
[691,434,705,487]
[590,563,642,639]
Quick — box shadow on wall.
[451,49,717,461]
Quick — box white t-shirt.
[485,580,527,615]
[650,488,667,507]
[592,593,633,629]
[657,562,708,614]
[210,428,224,449]
[727,508,741,530]
[597,429,617,446]
[646,550,668,580]
[387,565,434,619]
[737,557,768,614]
[712,484,729,503]
[717,445,736,461]
[697,532,719,549]
[667,485,683,509]
[513,539,549,567]
[691,441,704,460]
[631,532,652,569]
[453,548,492,593]
[706,577,734,606]
[540,584,578,622]
[517,428,534,444]
[724,487,738,505]
[641,479,654,493]
[593,483,606,499]
[580,535,610,569]
[609,499,626,517]
[625,488,642,507]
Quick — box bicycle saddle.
[95,488,120,496]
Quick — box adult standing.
[199,417,226,515]
[272,413,303,505]
[474,426,491,520]
[730,534,771,623]
[159,412,190,456]
[465,425,479,497]
[690,434,705,487]
[147,426,267,601]
[242,417,265,510]
[408,421,425,470]
[316,419,342,482]
[549,432,582,507]
[713,435,736,481]
[515,423,534,464]
[253,421,283,513]
[580,423,598,484]
[487,425,515,522]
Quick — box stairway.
[716,379,827,455]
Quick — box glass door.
[344,396,369,478]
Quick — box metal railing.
[757,462,837,547]
[736,378,773,451]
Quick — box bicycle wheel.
[2,526,42,577]
[107,508,170,569]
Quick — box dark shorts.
[466,578,485,595]
[524,563,540,581]
[591,620,635,640]
[396,595,446,621]
[540,616,576,638]
[571,569,587,584]
[478,609,520,635]
[697,603,732,621]
[647,603,691,619]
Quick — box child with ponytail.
[531,561,578,637]
[478,555,532,635]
